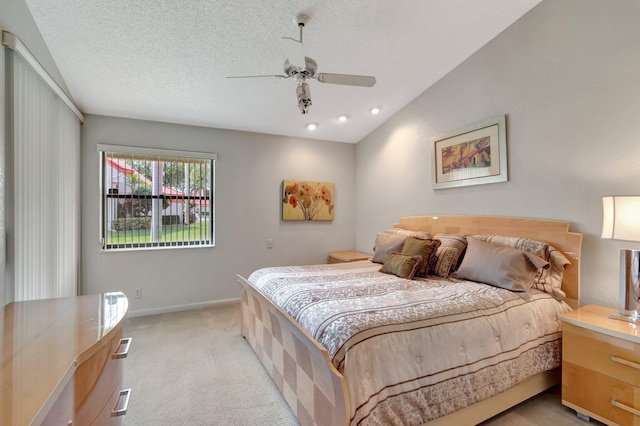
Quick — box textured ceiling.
[25,0,540,143]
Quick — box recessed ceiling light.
[336,114,349,122]
[305,122,319,131]
[370,106,382,115]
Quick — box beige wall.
[81,115,356,315]
[7,0,640,313]
[355,0,640,308]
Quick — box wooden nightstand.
[561,304,640,425]
[327,251,370,264]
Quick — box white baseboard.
[127,298,240,318]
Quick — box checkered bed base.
[241,286,349,426]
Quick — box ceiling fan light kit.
[227,13,376,115]
[296,82,312,114]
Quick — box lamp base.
[616,249,640,321]
[608,311,640,324]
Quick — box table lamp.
[602,196,640,323]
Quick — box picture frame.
[282,180,335,221]
[431,115,507,189]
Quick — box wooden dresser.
[0,292,131,425]
[561,304,640,425]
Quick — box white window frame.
[98,144,216,251]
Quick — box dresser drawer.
[562,361,640,426]
[75,329,128,424]
[563,322,640,387]
[91,387,131,425]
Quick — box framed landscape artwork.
[282,180,335,221]
[431,115,507,189]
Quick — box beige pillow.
[371,233,407,263]
[384,228,433,241]
[401,237,441,277]
[431,234,468,277]
[472,234,570,299]
[379,253,423,280]
[372,229,434,259]
[455,237,549,292]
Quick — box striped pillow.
[431,234,468,277]
[379,253,423,280]
[401,237,441,277]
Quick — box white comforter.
[248,261,571,425]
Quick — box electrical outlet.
[134,288,142,298]
[267,239,274,248]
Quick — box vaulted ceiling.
[25,0,541,143]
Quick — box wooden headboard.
[394,215,583,309]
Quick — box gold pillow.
[379,253,423,280]
[401,237,441,277]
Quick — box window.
[98,144,216,250]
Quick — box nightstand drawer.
[563,361,640,426]
[563,322,640,387]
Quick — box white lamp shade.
[602,196,640,241]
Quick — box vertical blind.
[7,47,82,301]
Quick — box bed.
[237,216,582,426]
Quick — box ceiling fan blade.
[315,73,376,87]
[226,75,289,80]
[280,37,306,69]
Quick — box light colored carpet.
[123,303,598,425]
[122,302,299,426]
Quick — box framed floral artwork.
[431,115,507,189]
[282,180,334,221]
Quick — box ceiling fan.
[227,14,376,115]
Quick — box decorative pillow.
[455,237,550,292]
[372,228,434,254]
[431,234,468,277]
[384,228,433,241]
[379,253,423,280]
[371,233,408,264]
[472,234,571,299]
[401,237,441,277]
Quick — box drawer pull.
[612,399,640,417]
[112,337,132,359]
[611,355,640,371]
[111,388,132,417]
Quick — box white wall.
[81,115,356,315]
[355,0,640,309]
[1,0,71,304]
